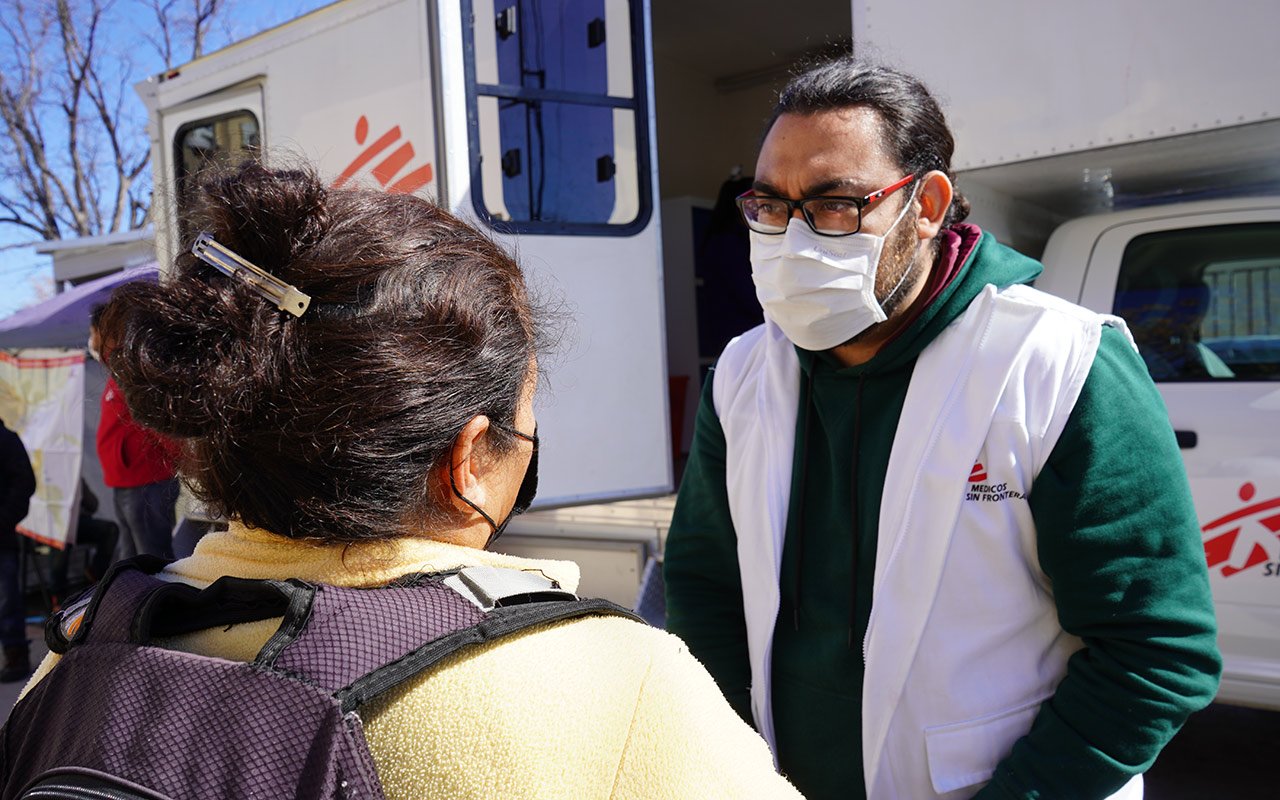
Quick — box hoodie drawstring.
[792,366,817,630]
[848,373,866,649]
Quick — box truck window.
[1113,223,1280,382]
[463,0,650,235]
[174,110,261,211]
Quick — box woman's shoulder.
[389,612,686,702]
[361,613,800,799]
[357,614,689,797]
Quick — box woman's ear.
[915,170,953,241]
[445,415,491,512]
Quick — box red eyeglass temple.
[736,174,915,202]
[864,174,915,203]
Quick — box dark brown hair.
[103,161,539,542]
[766,57,971,228]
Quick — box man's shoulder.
[100,377,123,408]
[990,284,1100,321]
[927,284,1130,406]
[711,322,798,412]
[713,323,769,386]
[99,378,143,428]
[719,322,770,358]
[961,283,1127,347]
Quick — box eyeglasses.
[491,420,537,447]
[736,174,915,237]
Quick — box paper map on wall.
[0,349,84,549]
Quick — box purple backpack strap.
[46,556,172,653]
[46,556,304,655]
[7,563,385,800]
[262,567,642,713]
[262,578,487,695]
[5,563,640,799]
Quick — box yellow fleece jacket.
[26,523,802,799]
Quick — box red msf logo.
[969,462,987,483]
[332,115,433,194]
[1202,482,1280,578]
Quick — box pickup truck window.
[463,0,651,235]
[1113,223,1280,382]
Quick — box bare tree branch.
[0,0,229,243]
[55,0,97,236]
[0,2,63,239]
[82,11,146,234]
[145,0,180,69]
[190,0,223,61]
[0,236,45,251]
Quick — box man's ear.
[914,170,953,241]
[446,415,491,512]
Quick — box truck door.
[1077,204,1280,707]
[154,81,264,263]
[445,0,671,506]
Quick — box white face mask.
[750,186,918,351]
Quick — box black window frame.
[172,109,262,199]
[460,0,653,237]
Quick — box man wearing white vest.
[664,57,1221,800]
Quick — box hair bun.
[102,160,539,544]
[187,162,331,279]
[104,163,334,441]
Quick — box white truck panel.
[853,0,1280,171]
[504,224,673,505]
[142,0,673,508]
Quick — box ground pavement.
[0,620,50,719]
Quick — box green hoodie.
[664,231,1221,800]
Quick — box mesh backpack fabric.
[0,557,638,799]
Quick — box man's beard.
[836,211,923,348]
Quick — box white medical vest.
[712,284,1142,799]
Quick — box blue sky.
[0,0,333,320]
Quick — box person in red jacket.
[90,305,180,560]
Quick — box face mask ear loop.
[880,242,920,308]
[884,179,921,237]
[446,421,538,550]
[448,468,499,537]
[876,182,924,307]
[481,424,538,550]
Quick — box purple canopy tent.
[0,264,160,552]
[0,264,158,350]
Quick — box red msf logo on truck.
[1202,482,1280,578]
[332,116,433,195]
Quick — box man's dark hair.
[89,304,106,331]
[766,57,971,228]
[102,160,541,543]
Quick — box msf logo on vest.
[966,461,1026,503]
[1203,482,1280,578]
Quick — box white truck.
[138,0,1280,708]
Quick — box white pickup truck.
[1034,198,1280,709]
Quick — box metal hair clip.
[190,232,312,318]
